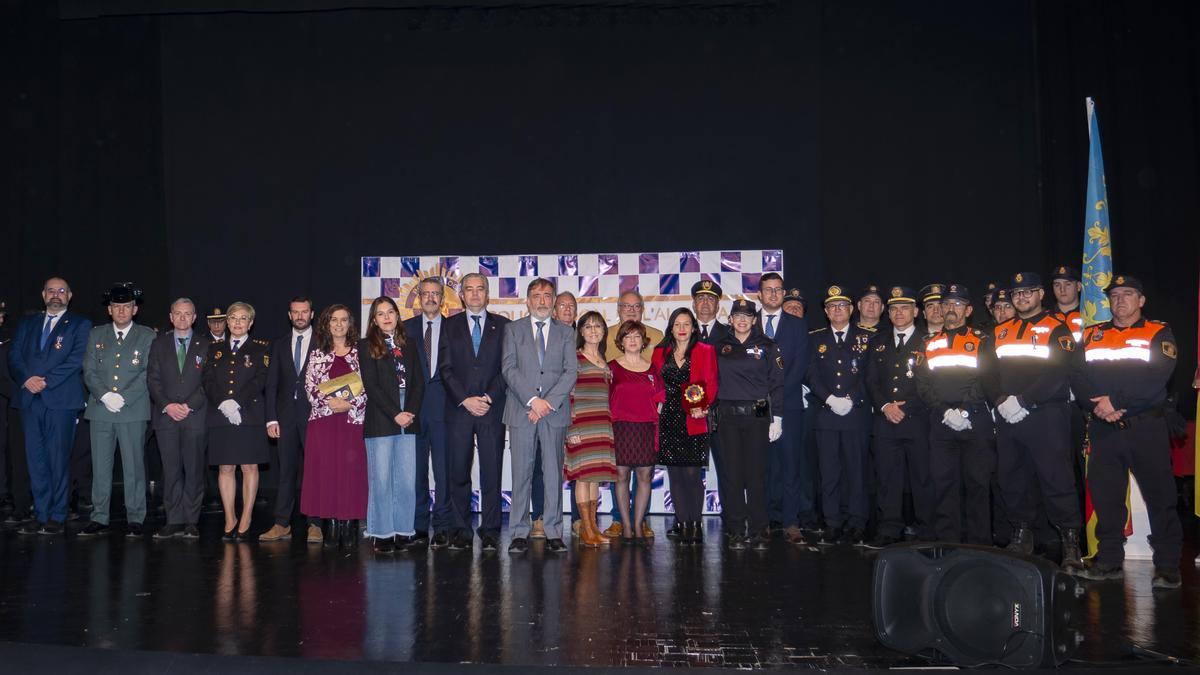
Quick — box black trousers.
[446,411,505,537]
[997,402,1081,530]
[815,424,869,530]
[928,421,994,545]
[667,466,704,522]
[715,408,769,536]
[70,415,92,498]
[272,413,308,526]
[3,406,32,512]
[873,422,934,540]
[154,420,207,525]
[1087,414,1182,569]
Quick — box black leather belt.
[718,399,770,417]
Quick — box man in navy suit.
[8,277,92,534]
[260,297,318,543]
[437,273,509,550]
[757,273,811,544]
[405,277,453,548]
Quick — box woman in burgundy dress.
[608,320,665,544]
[300,304,368,549]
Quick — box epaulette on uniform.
[253,338,270,346]
[809,327,828,335]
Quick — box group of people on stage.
[0,266,1185,586]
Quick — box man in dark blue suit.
[806,284,873,547]
[757,273,811,543]
[437,273,509,550]
[7,277,92,534]
[405,277,453,548]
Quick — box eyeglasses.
[618,303,643,310]
[760,287,785,295]
[826,303,851,310]
[227,315,252,323]
[940,300,967,309]
[43,288,69,295]
[419,292,443,299]
[1011,289,1037,299]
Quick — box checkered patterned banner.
[361,249,784,514]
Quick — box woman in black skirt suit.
[203,301,271,541]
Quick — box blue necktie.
[471,316,482,356]
[39,315,54,350]
[766,314,776,339]
[293,334,304,375]
[232,339,241,353]
[535,321,546,365]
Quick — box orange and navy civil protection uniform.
[991,311,1084,531]
[1076,317,1181,570]
[1051,308,1084,343]
[915,324,999,545]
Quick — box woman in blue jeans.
[359,296,426,554]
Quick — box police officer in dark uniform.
[714,299,784,550]
[915,284,1000,545]
[202,301,271,540]
[864,286,933,548]
[919,283,945,338]
[992,272,1084,571]
[1074,276,1182,588]
[807,285,873,546]
[782,288,805,319]
[856,284,886,333]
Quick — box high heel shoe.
[222,526,236,542]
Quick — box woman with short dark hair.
[608,320,664,544]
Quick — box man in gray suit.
[502,278,577,553]
[146,298,209,538]
[79,283,156,538]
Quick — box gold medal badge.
[214,351,223,360]
[818,343,827,354]
[1162,341,1177,359]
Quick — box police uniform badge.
[876,344,886,352]
[244,354,253,368]
[195,355,203,369]
[1114,275,1125,286]
[721,345,732,355]
[1058,336,1074,351]
[776,356,784,369]
[964,342,975,352]
[701,280,713,291]
[1091,329,1103,342]
[931,284,943,294]
[915,353,924,366]
[54,336,64,350]
[1162,341,1177,359]
[1058,266,1067,275]
[264,354,270,367]
[1014,273,1023,284]
[890,287,902,298]
[817,343,827,354]
[998,329,1008,340]
[215,351,223,360]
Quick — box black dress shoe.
[79,521,110,537]
[843,528,866,547]
[38,520,64,535]
[430,532,449,549]
[863,534,899,550]
[817,526,841,546]
[727,534,748,550]
[154,524,184,539]
[448,532,472,550]
[182,525,200,539]
[126,523,145,538]
[750,534,770,551]
[410,530,429,547]
[508,537,529,553]
[1152,568,1181,589]
[666,522,682,539]
[18,520,42,535]
[222,527,236,542]
[373,537,396,553]
[392,535,413,549]
[481,534,499,551]
[546,538,567,552]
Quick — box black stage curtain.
[2,0,1197,404]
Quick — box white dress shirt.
[422,313,443,377]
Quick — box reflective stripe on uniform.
[927,354,978,369]
[995,343,1050,359]
[1084,346,1151,362]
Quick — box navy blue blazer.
[805,324,872,431]
[8,311,92,411]
[761,312,810,413]
[436,311,509,422]
[404,314,448,424]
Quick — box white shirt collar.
[894,325,915,341]
[113,323,133,339]
[292,326,312,339]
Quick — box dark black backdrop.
[3,0,1197,404]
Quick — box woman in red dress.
[608,320,664,544]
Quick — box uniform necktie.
[232,339,241,353]
[177,337,187,373]
[536,320,546,365]
[765,314,776,339]
[424,321,433,370]
[39,315,54,350]
[471,316,482,356]
[293,334,304,375]
[896,333,906,350]
[117,330,124,344]
[835,330,844,345]
[701,324,710,340]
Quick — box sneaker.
[1152,568,1181,589]
[258,524,292,542]
[182,525,201,539]
[1078,562,1124,581]
[306,523,323,544]
[79,521,110,537]
[546,538,566,552]
[154,524,184,539]
[530,519,546,539]
[602,521,622,538]
[508,537,529,553]
[448,532,472,550]
[480,533,499,551]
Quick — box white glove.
[100,392,125,413]
[830,396,854,416]
[942,408,969,432]
[801,384,811,410]
[768,416,783,442]
[218,399,242,425]
[996,396,1025,423]
[1007,407,1030,425]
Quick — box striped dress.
[564,352,619,483]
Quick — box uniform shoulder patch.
[1058,336,1074,352]
[254,338,269,346]
[1162,341,1177,359]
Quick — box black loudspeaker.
[872,543,1082,668]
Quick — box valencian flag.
[1080,98,1130,559]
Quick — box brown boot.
[580,500,606,547]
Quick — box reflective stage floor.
[0,509,1198,670]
